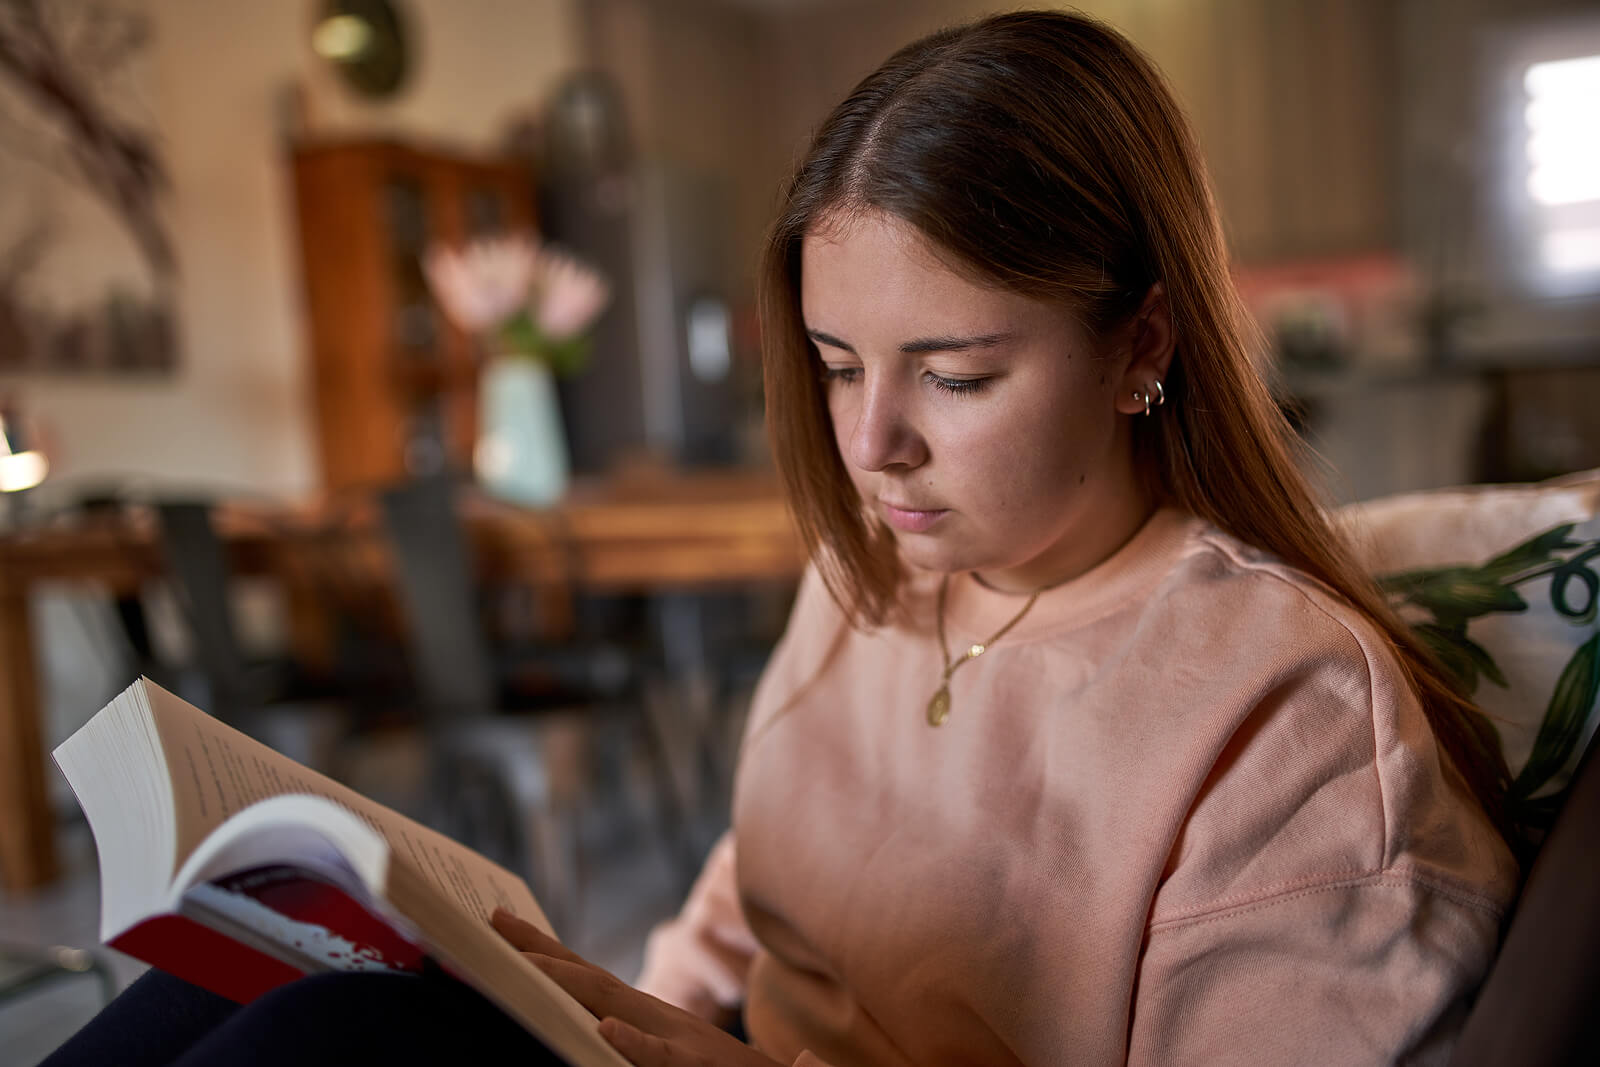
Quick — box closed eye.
[926,372,990,396]
[822,367,990,394]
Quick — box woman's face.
[801,210,1157,592]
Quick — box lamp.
[0,408,48,494]
[311,0,409,100]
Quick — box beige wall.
[754,0,1399,265]
[9,0,1592,503]
[750,0,1598,344]
[594,0,1398,295]
[586,0,783,295]
[13,0,581,501]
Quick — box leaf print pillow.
[1335,468,1600,842]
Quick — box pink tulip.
[423,234,611,365]
[534,249,612,340]
[423,235,538,333]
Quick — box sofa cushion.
[1336,468,1600,837]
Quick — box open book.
[52,677,628,1067]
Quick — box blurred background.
[1,0,1597,1059]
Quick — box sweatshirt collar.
[930,507,1199,645]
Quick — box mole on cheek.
[1078,473,1086,485]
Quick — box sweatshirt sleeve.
[1126,570,1512,1065]
[636,565,844,1027]
[1124,561,1516,1065]
[634,831,759,1022]
[1127,874,1504,1065]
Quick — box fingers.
[527,954,652,1024]
[491,907,585,964]
[600,1017,683,1066]
[601,1011,783,1067]
[516,943,773,1065]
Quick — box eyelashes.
[927,373,990,396]
[820,366,992,396]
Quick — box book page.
[143,683,552,934]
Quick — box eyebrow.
[806,328,1015,354]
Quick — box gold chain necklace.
[926,574,1041,726]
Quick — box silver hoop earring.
[1152,379,1165,407]
[1134,388,1150,417]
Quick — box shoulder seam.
[741,568,853,751]
[1148,868,1508,934]
[1191,530,1394,868]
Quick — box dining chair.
[377,474,635,934]
[153,500,346,772]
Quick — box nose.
[845,374,927,472]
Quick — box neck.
[972,478,1157,595]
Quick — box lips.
[880,500,948,533]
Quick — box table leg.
[282,574,336,676]
[0,573,58,891]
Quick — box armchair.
[1336,467,1600,1064]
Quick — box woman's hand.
[492,909,785,1067]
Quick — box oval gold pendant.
[926,685,951,726]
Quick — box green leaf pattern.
[1411,623,1507,693]
[1380,522,1600,836]
[1509,634,1600,802]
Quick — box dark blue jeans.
[40,966,565,1066]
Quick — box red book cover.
[111,864,428,1004]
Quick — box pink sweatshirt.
[638,509,1518,1065]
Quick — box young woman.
[43,10,1514,1067]
[496,10,1518,1065]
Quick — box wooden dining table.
[0,471,805,893]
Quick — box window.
[1498,20,1600,297]
[1524,54,1600,279]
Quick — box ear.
[1113,283,1176,415]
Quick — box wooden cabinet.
[289,139,536,492]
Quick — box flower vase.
[474,356,570,507]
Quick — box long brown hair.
[759,10,1511,831]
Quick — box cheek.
[825,401,872,490]
[826,403,849,463]
[953,438,1068,516]
[946,386,1111,510]
[826,393,850,443]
